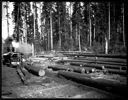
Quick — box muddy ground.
[2,64,127,99]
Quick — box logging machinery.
[2,52,25,67]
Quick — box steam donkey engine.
[2,52,24,67]
[2,39,25,67]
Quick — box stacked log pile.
[56,52,127,76]
[48,51,127,97]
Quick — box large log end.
[39,70,45,76]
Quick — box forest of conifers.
[3,2,126,55]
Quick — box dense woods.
[3,1,126,55]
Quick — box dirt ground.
[1,64,126,98]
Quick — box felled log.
[105,68,127,76]
[63,53,127,59]
[69,66,95,73]
[103,65,121,70]
[57,59,93,64]
[74,57,127,66]
[58,70,91,78]
[82,63,126,70]
[16,67,27,84]
[24,63,45,76]
[48,65,74,72]
[94,60,126,66]
[48,64,95,73]
[48,65,67,71]
[20,67,31,80]
[70,62,126,75]
[70,62,103,70]
[58,71,127,96]
[70,62,126,70]
[2,96,13,98]
[74,57,127,63]
[58,59,126,66]
[70,62,83,67]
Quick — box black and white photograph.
[1,1,127,99]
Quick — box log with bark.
[23,63,45,76]
[58,59,126,66]
[63,53,127,59]
[16,67,27,85]
[48,65,67,71]
[69,66,95,73]
[58,71,127,97]
[48,64,95,73]
[74,57,126,63]
[20,67,31,80]
[105,68,127,76]
[70,62,126,70]
[70,62,127,75]
[70,62,104,70]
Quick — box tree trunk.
[33,2,36,55]
[23,19,25,43]
[6,2,9,37]
[50,10,53,50]
[32,43,34,56]
[105,36,108,54]
[25,3,27,43]
[70,3,73,51]
[108,2,111,40]
[105,2,111,54]
[63,2,66,42]
[40,3,42,40]
[78,22,81,51]
[17,3,20,42]
[89,3,92,47]
[94,15,95,40]
[76,24,78,42]
[47,20,49,51]
[122,3,125,48]
[70,22,73,51]
[58,11,61,50]
[23,3,27,44]
[113,3,116,41]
